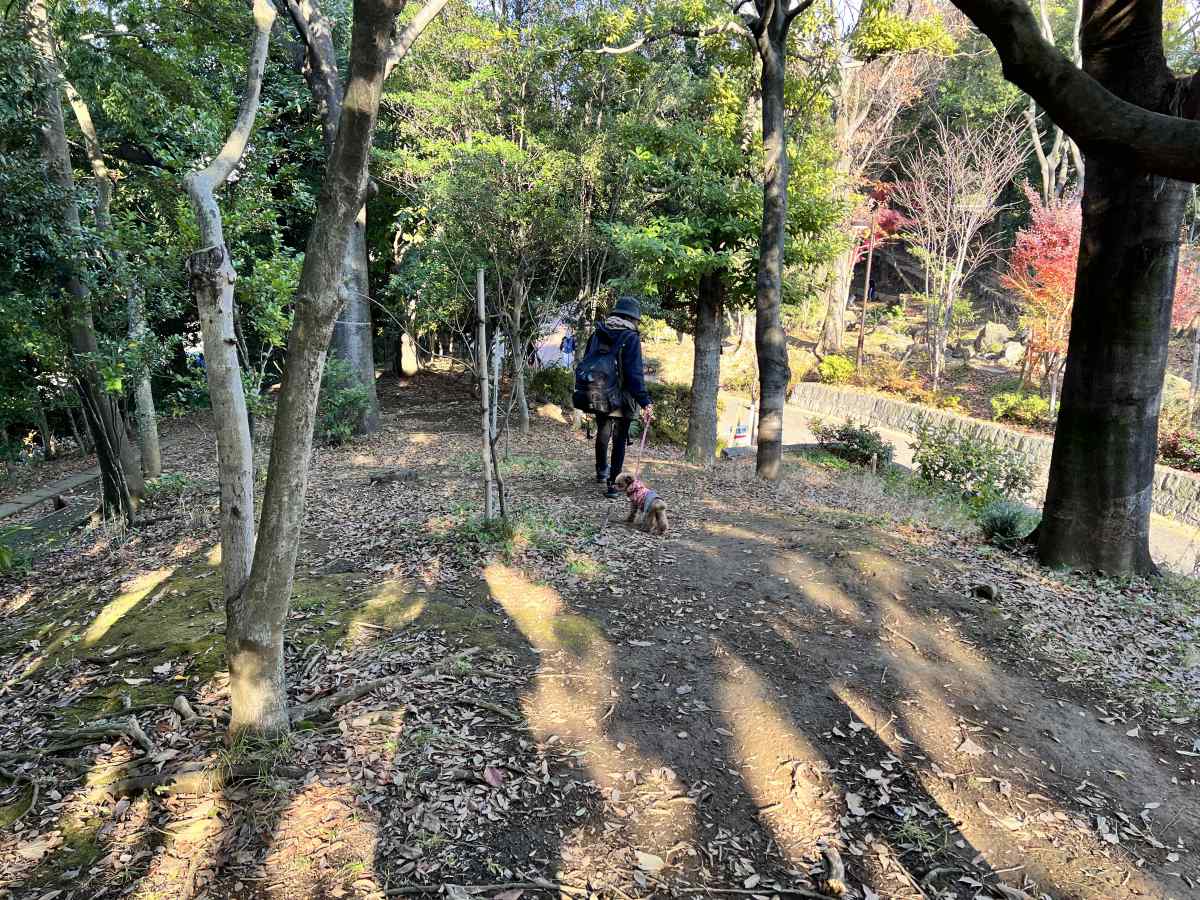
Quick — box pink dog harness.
[625,479,658,511]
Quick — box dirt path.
[2,381,1197,900]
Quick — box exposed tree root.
[819,845,846,897]
[105,761,303,799]
[290,647,479,722]
[452,694,522,723]
[0,766,38,829]
[51,715,156,754]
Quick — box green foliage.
[810,418,895,467]
[317,359,369,447]
[976,499,1040,549]
[851,0,956,58]
[990,390,1049,425]
[1158,430,1200,473]
[911,421,1036,506]
[145,473,198,500]
[818,354,855,385]
[528,366,575,408]
[644,381,715,447]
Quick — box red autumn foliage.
[1002,185,1079,376]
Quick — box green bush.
[977,498,1040,549]
[636,382,725,448]
[990,390,1049,425]
[911,420,1035,506]
[818,354,855,385]
[529,366,574,407]
[1159,430,1200,472]
[317,358,370,446]
[810,418,895,467]
[935,393,963,412]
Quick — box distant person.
[560,330,577,368]
[868,278,878,302]
[572,296,653,498]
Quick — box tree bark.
[510,277,530,436]
[476,267,499,519]
[26,0,142,520]
[330,209,381,432]
[232,0,405,738]
[817,247,853,355]
[183,0,273,609]
[64,81,163,479]
[1036,0,1189,575]
[686,272,723,464]
[753,25,792,480]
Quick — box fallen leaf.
[483,766,506,788]
[635,851,665,873]
[956,737,987,756]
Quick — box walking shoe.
[605,483,621,499]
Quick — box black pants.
[595,414,631,482]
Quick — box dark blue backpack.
[573,329,624,414]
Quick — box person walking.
[577,296,653,498]
[559,329,576,368]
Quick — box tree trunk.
[232,0,403,738]
[183,0,273,612]
[476,267,499,519]
[1038,163,1188,574]
[686,272,723,464]
[330,212,381,432]
[1189,326,1199,426]
[26,0,141,520]
[1036,0,1189,575]
[128,288,162,478]
[753,27,791,481]
[817,246,853,355]
[32,391,53,459]
[510,278,530,436]
[64,80,163,479]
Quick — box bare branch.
[947,0,1200,182]
[191,0,276,191]
[385,0,451,78]
[588,21,747,56]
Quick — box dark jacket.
[585,318,652,414]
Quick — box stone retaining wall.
[788,381,1200,528]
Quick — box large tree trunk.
[330,211,381,432]
[284,0,382,435]
[1037,0,1188,575]
[686,272,723,463]
[1038,163,1188,574]
[231,0,404,738]
[183,0,274,610]
[26,0,142,519]
[753,26,791,480]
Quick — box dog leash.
[632,415,650,480]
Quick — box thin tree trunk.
[753,26,791,480]
[26,0,141,520]
[66,402,87,455]
[64,81,162,479]
[32,391,53,459]
[511,278,530,436]
[686,272,723,463]
[476,267,498,519]
[232,0,404,738]
[1189,326,1199,426]
[183,0,273,612]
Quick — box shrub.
[977,498,1040,549]
[818,354,854,385]
[720,352,757,394]
[317,358,370,446]
[529,366,574,408]
[1159,430,1200,472]
[935,393,962,412]
[640,317,672,342]
[640,381,724,448]
[990,390,1049,425]
[911,420,1035,506]
[810,418,895,467]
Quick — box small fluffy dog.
[613,472,669,535]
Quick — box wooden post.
[856,204,877,372]
[476,267,497,520]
